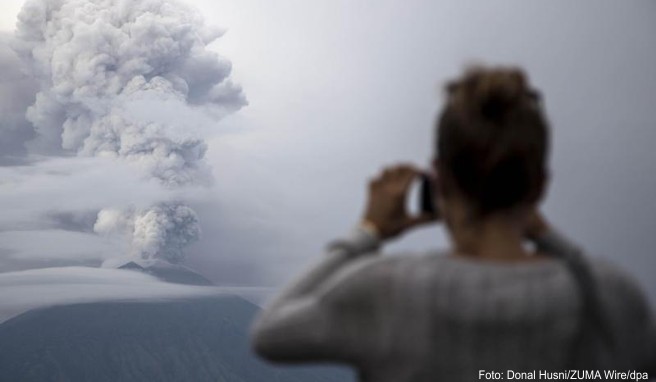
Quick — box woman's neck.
[450,214,533,261]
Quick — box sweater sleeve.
[536,228,656,372]
[250,226,388,364]
[532,227,583,257]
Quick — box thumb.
[401,213,438,230]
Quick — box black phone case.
[419,174,437,215]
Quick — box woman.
[250,66,655,381]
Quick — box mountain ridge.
[0,295,354,382]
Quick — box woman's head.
[434,65,550,226]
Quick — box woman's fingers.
[377,164,420,187]
[398,166,419,189]
[363,163,437,239]
[401,213,439,231]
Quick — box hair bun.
[449,66,529,122]
[437,65,549,217]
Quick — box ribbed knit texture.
[252,228,656,382]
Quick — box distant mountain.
[0,295,354,382]
[105,258,214,286]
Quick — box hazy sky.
[0,1,655,306]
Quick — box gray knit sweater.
[251,227,655,382]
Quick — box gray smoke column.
[95,203,201,263]
[13,0,246,262]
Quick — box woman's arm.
[524,211,583,256]
[250,225,383,363]
[251,164,435,364]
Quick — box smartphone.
[419,173,438,216]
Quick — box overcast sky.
[0,0,655,306]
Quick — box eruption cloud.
[94,203,201,263]
[12,0,246,263]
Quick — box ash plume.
[95,203,201,263]
[10,0,246,263]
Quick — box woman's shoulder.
[327,251,650,309]
[316,252,449,304]
[585,257,652,313]
[585,257,655,367]
[586,256,640,281]
[345,249,571,280]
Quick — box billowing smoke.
[95,203,201,263]
[0,32,38,164]
[10,0,246,262]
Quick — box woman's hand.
[362,164,439,240]
[523,209,551,241]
